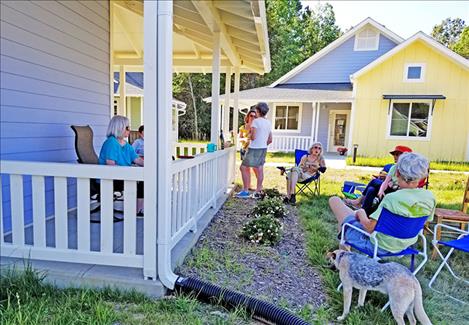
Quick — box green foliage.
[252,197,288,218]
[431,17,466,47]
[451,27,469,58]
[346,156,469,172]
[241,215,283,245]
[262,188,284,199]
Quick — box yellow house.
[350,32,469,161]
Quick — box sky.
[302,1,469,38]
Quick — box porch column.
[310,101,316,144]
[143,0,158,280]
[232,66,240,145]
[210,32,221,145]
[119,65,126,116]
[223,67,232,142]
[314,102,320,143]
[347,100,356,154]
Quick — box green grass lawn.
[260,167,469,324]
[347,156,469,172]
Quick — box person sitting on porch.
[99,115,145,216]
[344,145,412,214]
[132,125,144,157]
[236,102,272,199]
[283,142,326,205]
[329,152,435,254]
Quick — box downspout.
[153,0,178,289]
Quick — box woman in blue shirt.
[99,115,144,215]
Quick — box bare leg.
[255,165,264,192]
[289,171,299,195]
[137,198,144,213]
[329,196,355,232]
[286,178,292,198]
[240,165,250,191]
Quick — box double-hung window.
[388,101,432,139]
[274,104,301,131]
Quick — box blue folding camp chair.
[293,149,326,196]
[429,224,468,303]
[339,208,429,311]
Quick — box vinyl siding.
[285,34,397,84]
[352,40,469,161]
[1,0,110,232]
[269,102,313,137]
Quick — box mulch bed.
[177,195,326,312]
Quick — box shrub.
[262,188,283,199]
[241,215,282,245]
[251,197,287,218]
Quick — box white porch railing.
[169,147,235,248]
[173,142,206,157]
[0,148,236,276]
[0,161,145,268]
[269,135,313,152]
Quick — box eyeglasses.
[313,146,322,150]
[392,152,402,156]
[125,126,130,131]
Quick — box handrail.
[0,160,144,181]
[171,147,235,174]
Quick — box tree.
[451,27,469,58]
[431,18,466,48]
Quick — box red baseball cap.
[390,145,412,154]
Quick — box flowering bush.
[337,147,348,155]
[251,197,287,218]
[241,215,282,245]
[262,188,283,199]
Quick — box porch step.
[0,257,166,298]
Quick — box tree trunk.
[188,74,199,139]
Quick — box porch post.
[143,0,158,280]
[223,67,232,142]
[119,65,126,116]
[232,67,240,145]
[314,102,320,143]
[210,33,221,145]
[310,101,316,144]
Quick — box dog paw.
[337,315,346,321]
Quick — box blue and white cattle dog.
[327,250,432,325]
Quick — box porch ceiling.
[112,0,270,74]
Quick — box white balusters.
[32,176,46,248]
[100,179,114,254]
[10,174,25,246]
[123,180,137,255]
[76,178,90,252]
[269,136,312,152]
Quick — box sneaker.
[251,192,264,200]
[283,196,290,204]
[235,190,250,199]
[137,210,144,218]
[289,194,296,206]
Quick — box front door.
[328,111,350,152]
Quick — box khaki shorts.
[241,148,267,167]
[286,166,313,182]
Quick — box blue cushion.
[438,235,469,253]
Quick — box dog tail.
[413,279,432,325]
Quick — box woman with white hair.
[284,142,326,205]
[99,115,144,215]
[329,152,435,254]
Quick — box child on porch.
[132,125,144,157]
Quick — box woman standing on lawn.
[284,142,326,205]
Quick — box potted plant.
[337,147,348,155]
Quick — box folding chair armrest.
[433,223,469,242]
[418,231,427,256]
[340,222,376,240]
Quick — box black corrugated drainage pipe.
[175,276,310,325]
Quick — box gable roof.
[351,32,469,80]
[270,17,404,87]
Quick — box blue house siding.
[284,34,397,84]
[0,0,110,233]
[269,102,313,137]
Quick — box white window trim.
[386,100,433,141]
[272,103,303,133]
[403,63,426,82]
[354,28,380,51]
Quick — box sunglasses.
[125,126,130,131]
[392,152,402,156]
[313,146,322,150]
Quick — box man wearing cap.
[345,145,412,214]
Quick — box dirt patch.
[177,195,326,312]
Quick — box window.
[389,102,431,139]
[404,63,425,82]
[274,105,301,131]
[354,28,379,51]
